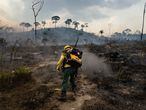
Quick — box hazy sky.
[0,0,146,34]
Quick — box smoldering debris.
[81,51,112,79]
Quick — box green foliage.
[0,66,32,91]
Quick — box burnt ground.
[82,42,146,110]
[0,42,146,110]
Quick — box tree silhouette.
[73,21,80,30]
[81,24,85,31]
[65,19,72,28]
[41,21,46,29]
[19,22,26,32]
[34,22,40,29]
[32,0,44,40]
[99,30,104,36]
[85,23,88,28]
[25,23,32,31]
[51,16,60,28]
[5,27,14,32]
[84,23,88,31]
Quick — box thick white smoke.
[81,50,112,79]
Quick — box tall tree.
[65,19,72,28]
[5,27,14,32]
[34,22,40,29]
[25,23,32,31]
[84,23,88,28]
[73,21,80,30]
[32,0,44,40]
[141,3,146,40]
[84,23,88,31]
[19,22,26,32]
[51,16,60,28]
[81,24,85,31]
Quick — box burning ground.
[0,42,146,110]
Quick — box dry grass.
[0,66,32,91]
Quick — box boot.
[58,91,67,101]
[72,88,77,95]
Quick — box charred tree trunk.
[34,17,37,40]
[141,3,146,40]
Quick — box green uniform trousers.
[61,67,77,93]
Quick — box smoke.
[81,50,112,80]
[0,16,18,27]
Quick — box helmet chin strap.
[65,48,72,53]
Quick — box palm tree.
[65,20,68,27]
[99,30,104,36]
[24,23,32,31]
[73,21,80,30]
[19,22,26,32]
[5,27,14,33]
[84,23,88,31]
[65,19,72,28]
[81,24,85,31]
[85,23,88,28]
[41,21,46,29]
[34,22,40,29]
[51,16,60,28]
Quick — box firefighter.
[56,45,77,100]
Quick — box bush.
[0,66,32,91]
